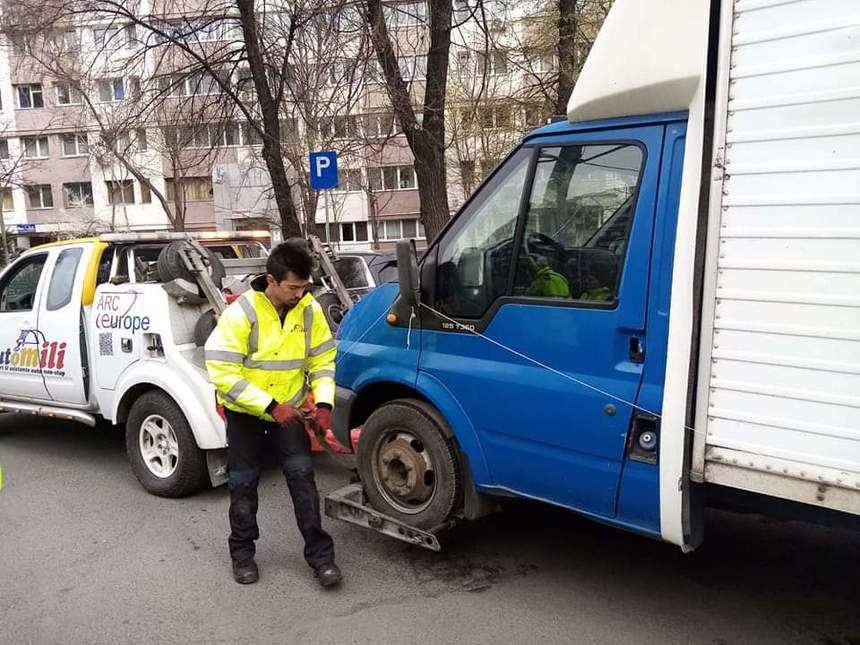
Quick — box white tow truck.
[0,232,273,497]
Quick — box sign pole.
[323,189,331,247]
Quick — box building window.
[377,218,424,240]
[480,157,499,178]
[15,84,44,109]
[397,55,427,80]
[139,182,152,203]
[384,1,427,27]
[333,115,359,140]
[372,165,416,191]
[136,128,148,151]
[341,222,355,242]
[524,104,547,128]
[1,188,14,211]
[98,78,125,102]
[62,182,94,207]
[478,104,513,130]
[62,133,89,157]
[456,50,471,75]
[166,177,213,202]
[479,50,508,75]
[242,122,263,146]
[363,113,396,139]
[106,180,135,205]
[56,82,83,106]
[336,168,363,192]
[93,25,134,49]
[0,139,9,159]
[22,136,50,158]
[27,184,54,209]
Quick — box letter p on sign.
[309,151,338,190]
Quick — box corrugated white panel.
[704,0,860,499]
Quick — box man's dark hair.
[267,238,313,281]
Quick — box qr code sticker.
[99,332,113,356]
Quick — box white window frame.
[15,84,44,109]
[384,1,427,28]
[377,218,425,241]
[98,78,125,102]
[22,136,50,159]
[106,180,135,205]
[56,82,83,106]
[335,168,363,193]
[339,221,369,243]
[0,187,13,211]
[62,181,94,207]
[61,133,89,157]
[27,184,54,209]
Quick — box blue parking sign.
[309,151,338,190]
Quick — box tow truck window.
[46,247,83,310]
[0,254,48,312]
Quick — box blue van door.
[419,124,665,517]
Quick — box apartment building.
[0,1,574,255]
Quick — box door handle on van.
[629,336,645,363]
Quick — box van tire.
[126,391,209,498]
[357,399,461,530]
[157,241,226,289]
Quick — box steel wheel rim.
[371,430,436,514]
[139,414,179,479]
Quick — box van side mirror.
[396,239,420,306]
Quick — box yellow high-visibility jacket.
[204,288,336,419]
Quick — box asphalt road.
[1,414,858,645]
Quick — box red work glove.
[270,403,300,427]
[314,406,332,432]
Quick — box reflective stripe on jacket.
[204,288,336,419]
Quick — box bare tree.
[361,0,454,241]
[2,0,314,237]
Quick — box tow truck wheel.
[357,399,461,529]
[126,391,209,498]
[157,241,226,288]
[316,291,345,332]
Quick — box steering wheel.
[526,231,565,259]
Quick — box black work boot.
[232,559,260,584]
[314,562,342,588]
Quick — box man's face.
[266,271,310,308]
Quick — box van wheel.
[126,391,209,498]
[357,400,461,529]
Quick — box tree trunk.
[0,203,8,266]
[555,0,578,116]
[365,0,453,243]
[236,0,302,239]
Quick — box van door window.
[0,254,48,311]
[513,144,643,303]
[46,247,83,310]
[435,148,531,318]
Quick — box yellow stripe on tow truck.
[81,241,109,305]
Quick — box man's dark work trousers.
[225,408,334,569]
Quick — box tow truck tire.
[194,309,218,346]
[126,391,209,498]
[357,399,461,530]
[316,291,345,332]
[157,241,226,289]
